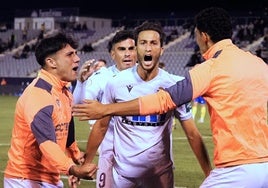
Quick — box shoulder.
[160,69,185,82]
[106,67,135,87]
[112,66,135,78]
[90,67,112,79]
[107,65,120,76]
[20,84,54,115]
[94,67,110,75]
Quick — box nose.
[75,53,80,62]
[145,44,152,51]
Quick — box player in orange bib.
[4,33,97,188]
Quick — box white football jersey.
[102,65,192,177]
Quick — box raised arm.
[73,59,97,104]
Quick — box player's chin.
[69,73,78,81]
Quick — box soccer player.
[73,29,137,188]
[73,21,211,187]
[3,33,97,188]
[192,96,206,123]
[73,58,108,129]
[72,7,268,187]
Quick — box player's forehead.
[113,38,135,50]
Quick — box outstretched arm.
[72,98,140,120]
[72,89,177,120]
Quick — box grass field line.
[0,136,212,147]
[0,136,203,188]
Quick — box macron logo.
[126,85,133,92]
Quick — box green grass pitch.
[0,95,214,188]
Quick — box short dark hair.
[107,30,135,53]
[194,7,233,43]
[98,58,107,65]
[35,32,78,67]
[134,21,166,47]
[159,62,166,69]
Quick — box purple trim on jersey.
[35,78,52,93]
[31,105,56,145]
[66,117,75,147]
[165,71,193,106]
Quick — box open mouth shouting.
[144,55,152,61]
[143,55,153,66]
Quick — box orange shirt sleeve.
[66,141,82,163]
[40,141,75,175]
[139,89,176,115]
[139,72,194,115]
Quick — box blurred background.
[0,0,267,95]
[0,1,267,187]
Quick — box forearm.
[84,117,110,163]
[181,118,212,177]
[139,89,176,115]
[40,141,75,175]
[104,98,141,116]
[103,89,177,117]
[68,162,97,179]
[188,135,212,177]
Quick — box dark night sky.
[0,0,267,22]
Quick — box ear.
[45,57,57,68]
[110,50,115,60]
[160,46,164,56]
[201,32,210,43]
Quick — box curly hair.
[194,7,233,43]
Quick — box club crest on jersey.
[56,99,61,107]
[126,85,133,92]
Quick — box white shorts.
[200,162,268,187]
[112,166,174,188]
[96,156,114,188]
[4,177,64,188]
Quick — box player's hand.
[68,175,80,188]
[69,163,98,180]
[75,151,85,165]
[72,99,106,120]
[78,59,96,82]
